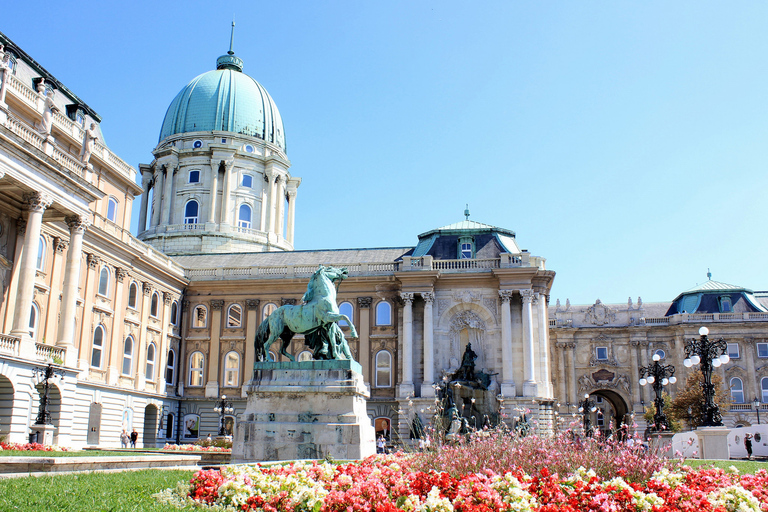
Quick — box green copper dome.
[158,54,286,151]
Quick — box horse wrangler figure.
[254,265,358,362]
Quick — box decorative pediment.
[592,369,615,382]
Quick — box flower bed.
[158,454,768,512]
[162,443,231,453]
[0,441,68,452]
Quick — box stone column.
[555,342,568,403]
[207,161,219,224]
[135,282,152,391]
[286,188,297,245]
[138,172,151,233]
[420,292,435,398]
[0,64,10,107]
[628,338,641,414]
[107,268,127,385]
[398,292,414,397]
[11,193,52,340]
[241,299,260,396]
[535,292,552,397]
[161,165,175,225]
[56,216,88,368]
[259,182,268,232]
[276,178,286,238]
[499,290,515,396]
[567,341,577,405]
[150,167,163,228]
[520,289,538,397]
[76,254,100,370]
[266,171,278,233]
[2,219,24,334]
[357,297,372,384]
[206,299,224,398]
[220,160,234,225]
[43,237,67,345]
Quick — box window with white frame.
[375,301,391,325]
[224,351,239,387]
[727,343,740,359]
[595,347,608,361]
[91,325,104,368]
[98,266,110,296]
[107,197,118,222]
[242,174,253,188]
[193,305,207,328]
[227,304,242,327]
[165,349,176,385]
[758,343,768,358]
[730,377,745,404]
[146,343,156,381]
[36,236,46,271]
[375,350,392,388]
[189,170,200,183]
[596,409,605,427]
[238,204,252,229]
[297,350,312,362]
[338,301,353,326]
[192,140,202,149]
[128,282,138,309]
[122,337,134,375]
[189,352,204,387]
[170,301,178,325]
[27,302,40,340]
[263,303,277,320]
[719,296,733,313]
[150,292,159,317]
[184,200,199,224]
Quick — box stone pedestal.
[696,426,731,460]
[232,360,375,463]
[648,431,676,458]
[29,423,56,446]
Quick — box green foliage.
[0,469,195,511]
[642,392,683,432]
[669,371,731,429]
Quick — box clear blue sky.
[4,2,768,305]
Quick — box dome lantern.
[216,20,243,72]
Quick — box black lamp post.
[683,326,729,427]
[639,353,677,431]
[213,395,234,436]
[578,393,597,437]
[32,364,63,425]
[753,397,761,425]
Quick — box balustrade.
[0,335,20,356]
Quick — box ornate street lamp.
[213,395,234,436]
[753,397,761,425]
[639,353,677,431]
[683,326,729,427]
[578,393,597,437]
[32,364,64,425]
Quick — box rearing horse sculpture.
[254,265,358,362]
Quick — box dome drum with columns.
[137,39,298,255]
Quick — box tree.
[669,371,731,429]
[643,392,682,432]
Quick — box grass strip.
[0,450,155,457]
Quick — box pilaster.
[242,298,260,397]
[357,297,372,384]
[520,289,538,397]
[499,290,516,396]
[420,292,435,398]
[206,299,225,398]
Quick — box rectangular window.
[189,170,200,183]
[596,347,608,360]
[460,243,472,259]
[758,343,768,358]
[727,343,740,359]
[242,175,253,188]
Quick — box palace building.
[0,29,765,449]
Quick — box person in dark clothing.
[130,429,138,449]
[744,433,753,460]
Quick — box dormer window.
[719,296,732,313]
[5,51,17,75]
[66,105,86,126]
[458,236,474,259]
[189,170,200,183]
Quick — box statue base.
[696,426,731,460]
[29,423,56,446]
[232,360,375,463]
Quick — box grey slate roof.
[172,247,414,269]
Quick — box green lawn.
[0,450,150,457]
[0,469,196,512]
[684,458,768,473]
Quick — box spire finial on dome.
[216,20,244,72]
[464,204,470,220]
[707,268,712,280]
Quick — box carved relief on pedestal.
[584,299,616,326]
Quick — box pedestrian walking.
[130,429,138,448]
[745,433,753,460]
[120,429,130,449]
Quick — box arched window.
[730,377,745,404]
[184,200,199,224]
[189,170,200,183]
[146,343,156,381]
[128,282,138,309]
[224,351,240,387]
[263,303,277,320]
[170,301,178,325]
[29,303,40,339]
[122,337,134,375]
[107,197,118,222]
[762,377,768,403]
[91,325,105,368]
[338,301,353,326]
[238,204,252,229]
[36,236,46,271]
[189,352,204,387]
[227,304,242,327]
[98,266,110,296]
[375,350,392,388]
[297,350,313,362]
[165,413,174,439]
[166,349,176,385]
[193,305,207,328]
[150,292,159,317]
[376,301,391,325]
